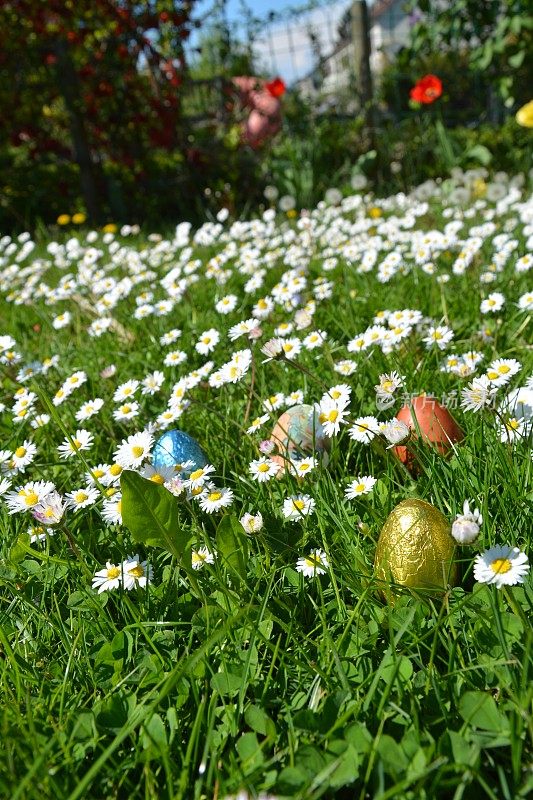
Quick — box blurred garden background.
[1,0,532,231]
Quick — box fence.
[183,0,509,125]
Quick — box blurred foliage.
[405,0,533,107]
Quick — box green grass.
[0,184,532,800]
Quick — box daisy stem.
[59,522,92,578]
[243,348,257,425]
[503,586,529,628]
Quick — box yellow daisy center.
[208,491,222,502]
[14,446,26,458]
[490,558,512,574]
[131,446,144,458]
[189,468,204,481]
[150,474,165,484]
[128,565,144,578]
[24,491,39,506]
[107,566,120,579]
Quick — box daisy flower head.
[451,500,482,544]
[240,512,264,534]
[228,318,261,341]
[375,372,404,409]
[101,494,123,525]
[423,325,454,350]
[75,398,104,422]
[185,463,216,489]
[164,349,188,367]
[191,546,215,570]
[113,380,139,403]
[499,417,525,443]
[289,456,317,478]
[114,431,154,468]
[65,486,100,510]
[480,292,505,314]
[57,429,94,459]
[461,376,497,412]
[322,384,351,406]
[349,416,380,444]
[380,419,410,447]
[92,562,122,594]
[317,396,349,438]
[122,555,153,590]
[249,457,281,483]
[113,402,140,422]
[198,487,234,513]
[285,390,305,407]
[30,491,66,526]
[246,414,270,435]
[141,371,165,395]
[64,370,87,390]
[262,393,285,413]
[345,475,377,499]
[473,545,529,588]
[282,494,316,521]
[215,294,238,314]
[140,463,176,485]
[8,440,37,473]
[195,328,220,355]
[296,548,329,577]
[303,330,327,350]
[485,358,521,387]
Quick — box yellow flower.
[102,223,117,233]
[72,212,86,224]
[472,178,487,198]
[286,209,297,219]
[369,206,382,219]
[516,100,533,128]
[57,214,71,225]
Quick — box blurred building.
[294,0,411,107]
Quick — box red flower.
[410,74,442,104]
[265,77,286,98]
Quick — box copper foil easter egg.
[393,395,464,468]
[374,499,458,599]
[269,404,329,473]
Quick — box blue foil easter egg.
[152,429,208,476]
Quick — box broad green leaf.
[508,50,525,68]
[245,704,276,738]
[466,144,492,166]
[120,469,187,560]
[459,691,507,732]
[236,732,264,773]
[141,713,167,752]
[210,670,243,696]
[215,514,248,583]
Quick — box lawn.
[0,172,532,800]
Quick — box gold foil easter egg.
[374,499,458,600]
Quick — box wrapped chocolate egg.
[374,499,458,600]
[152,429,208,476]
[393,395,464,469]
[269,404,329,473]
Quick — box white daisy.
[191,546,215,570]
[473,545,529,588]
[282,494,316,521]
[249,457,281,483]
[114,431,153,468]
[345,476,377,498]
[296,549,329,577]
